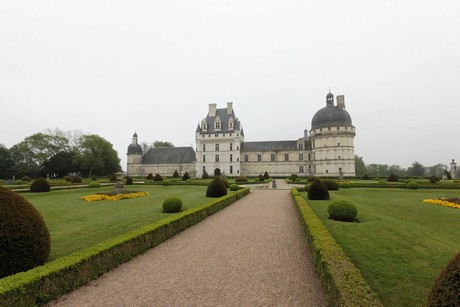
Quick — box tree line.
[355,155,458,178]
[0,129,121,179]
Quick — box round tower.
[127,132,143,176]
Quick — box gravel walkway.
[46,185,326,307]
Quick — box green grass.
[22,185,209,261]
[304,188,460,307]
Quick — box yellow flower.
[81,191,149,202]
[422,199,460,210]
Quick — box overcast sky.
[1,1,459,171]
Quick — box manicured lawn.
[304,188,460,307]
[22,185,209,261]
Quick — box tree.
[42,151,79,178]
[388,164,407,177]
[366,164,389,177]
[154,141,174,148]
[78,134,121,177]
[354,155,368,177]
[407,161,426,177]
[0,144,14,179]
[9,142,41,178]
[428,163,448,177]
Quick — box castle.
[127,91,356,178]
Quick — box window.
[230,154,233,162]
[215,134,218,137]
[237,146,239,150]
[202,155,205,162]
[215,144,219,151]
[271,154,275,162]
[230,166,233,174]
[308,153,311,161]
[230,143,233,151]
[299,166,304,173]
[244,155,249,162]
[215,155,220,162]
[237,157,239,162]
[338,143,340,146]
[299,154,304,161]
[338,156,341,159]
[202,144,206,152]
[203,166,206,172]
[326,170,329,173]
[215,121,221,129]
[285,154,289,161]
[328,127,331,131]
[298,143,303,150]
[257,155,262,162]
[337,127,340,130]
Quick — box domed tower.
[127,132,143,176]
[309,91,356,177]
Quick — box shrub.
[71,176,83,183]
[30,178,51,193]
[223,179,230,188]
[263,171,270,180]
[235,176,248,183]
[154,174,163,181]
[387,173,399,182]
[304,183,311,191]
[63,176,72,182]
[328,200,358,222]
[15,180,24,185]
[258,174,265,181]
[230,184,239,191]
[91,175,98,181]
[172,170,180,178]
[340,182,351,188]
[146,173,154,180]
[126,177,133,185]
[290,174,298,181]
[254,178,261,182]
[307,178,330,200]
[202,170,209,179]
[182,172,191,181]
[362,174,370,180]
[206,178,228,198]
[429,175,439,184]
[109,173,118,182]
[162,197,183,213]
[323,179,339,190]
[162,180,170,186]
[21,175,31,182]
[88,181,101,188]
[0,187,51,278]
[307,176,319,183]
[406,181,419,190]
[428,252,460,306]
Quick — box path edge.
[0,188,250,306]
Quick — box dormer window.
[215,121,221,129]
[202,119,207,131]
[228,118,234,130]
[214,115,221,131]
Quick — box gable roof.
[142,147,196,164]
[196,107,241,134]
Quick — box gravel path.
[46,185,326,306]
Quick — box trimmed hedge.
[291,188,382,306]
[162,197,183,213]
[0,188,250,306]
[30,178,51,193]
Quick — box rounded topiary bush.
[328,200,358,222]
[340,182,351,188]
[428,252,460,306]
[235,176,248,183]
[162,197,183,213]
[387,173,399,182]
[162,180,170,186]
[429,175,439,184]
[91,175,98,181]
[230,184,239,191]
[71,175,82,183]
[258,174,265,181]
[182,171,191,181]
[88,181,101,188]
[206,178,228,198]
[307,178,330,200]
[0,187,51,278]
[30,178,51,193]
[362,174,370,180]
[323,179,339,190]
[202,170,209,179]
[146,173,154,180]
[154,174,163,182]
[21,175,31,182]
[63,176,72,182]
[407,181,419,190]
[172,170,180,178]
[125,176,133,185]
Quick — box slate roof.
[241,141,299,152]
[127,143,143,155]
[311,105,353,130]
[142,147,196,164]
[196,108,241,134]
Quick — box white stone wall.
[127,162,196,178]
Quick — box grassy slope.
[23,185,208,261]
[306,188,460,307]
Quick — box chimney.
[208,103,217,117]
[227,102,233,115]
[336,95,345,109]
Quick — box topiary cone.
[0,187,50,278]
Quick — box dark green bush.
[21,175,31,182]
[223,179,230,188]
[258,174,265,181]
[290,174,298,181]
[182,172,191,181]
[387,173,399,182]
[406,181,419,189]
[340,182,351,188]
[146,173,154,180]
[172,170,179,178]
[206,178,228,197]
[362,174,370,180]
[429,175,439,184]
[30,178,51,193]
[154,174,163,181]
[230,184,239,191]
[109,173,118,182]
[88,181,101,188]
[201,170,209,179]
[323,179,339,190]
[428,252,460,306]
[91,175,98,181]
[162,197,183,213]
[263,171,270,180]
[0,187,51,278]
[328,200,358,222]
[71,176,82,183]
[126,177,133,185]
[235,176,248,183]
[307,178,330,200]
[63,176,72,182]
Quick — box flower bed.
[81,191,149,202]
[422,197,460,210]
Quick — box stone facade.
[127,92,356,178]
